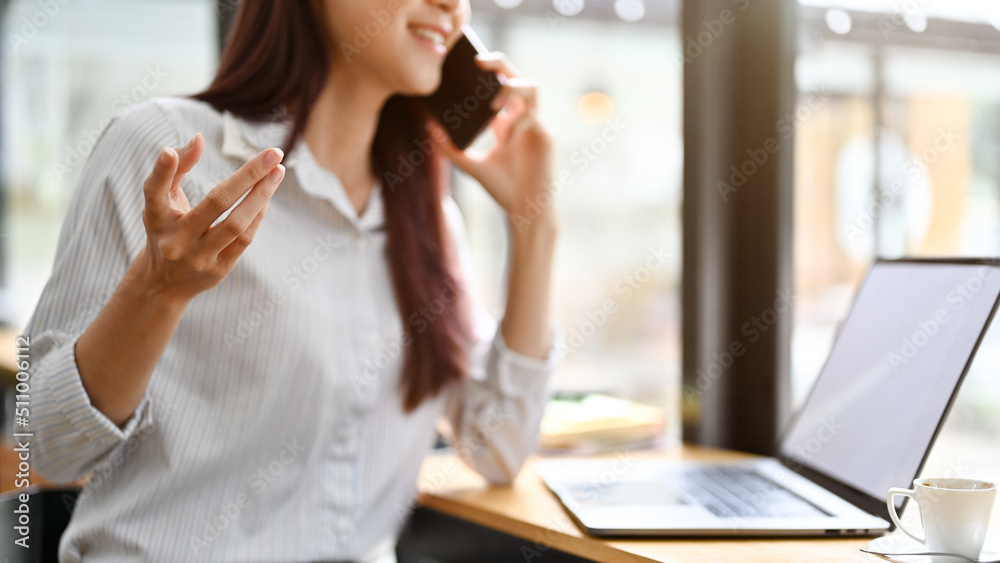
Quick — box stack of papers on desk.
[540,393,666,453]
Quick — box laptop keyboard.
[673,466,828,518]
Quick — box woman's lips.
[409,24,448,56]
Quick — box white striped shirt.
[24,97,560,562]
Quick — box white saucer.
[864,534,1000,563]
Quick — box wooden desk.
[0,325,21,385]
[416,446,879,563]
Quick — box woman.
[26,0,560,560]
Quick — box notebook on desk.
[538,258,1000,537]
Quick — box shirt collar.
[220,111,384,232]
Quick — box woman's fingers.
[201,164,284,253]
[216,202,268,267]
[171,133,205,198]
[186,147,283,233]
[509,106,544,140]
[136,141,284,302]
[475,51,519,79]
[476,52,540,113]
[142,147,179,229]
[490,77,539,113]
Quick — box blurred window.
[461,1,683,429]
[794,0,1000,478]
[0,0,217,324]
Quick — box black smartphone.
[420,25,506,150]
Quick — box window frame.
[681,0,798,454]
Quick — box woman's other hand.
[429,51,558,233]
[429,51,559,360]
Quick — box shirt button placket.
[355,229,381,411]
[338,232,368,553]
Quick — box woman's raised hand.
[138,133,285,302]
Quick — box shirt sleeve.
[439,197,564,486]
[22,99,181,484]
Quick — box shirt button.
[366,331,378,347]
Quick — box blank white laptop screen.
[780,261,1000,501]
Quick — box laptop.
[538,258,1000,537]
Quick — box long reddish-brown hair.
[193,1,472,412]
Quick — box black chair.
[0,488,594,563]
[0,486,80,563]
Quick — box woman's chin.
[397,72,442,97]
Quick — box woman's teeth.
[411,27,445,46]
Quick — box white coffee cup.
[887,477,997,559]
